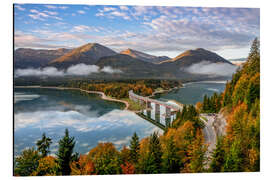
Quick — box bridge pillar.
[155,104,160,123]
[147,101,151,109]
[146,110,151,118]
[165,107,171,127]
[165,107,171,118]
[155,104,160,114]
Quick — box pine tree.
[210,137,225,172]
[248,37,260,61]
[129,132,140,164]
[162,136,180,173]
[36,133,52,158]
[56,129,76,175]
[145,132,162,173]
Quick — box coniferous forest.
[14,38,260,176]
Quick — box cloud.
[15,6,259,58]
[15,67,65,77]
[119,6,129,11]
[71,25,100,33]
[15,5,25,11]
[78,10,86,14]
[28,9,62,21]
[15,64,122,77]
[96,7,131,20]
[101,66,122,73]
[45,5,68,10]
[184,61,238,76]
[66,64,100,75]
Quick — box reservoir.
[154,81,227,105]
[14,88,162,156]
[14,81,226,156]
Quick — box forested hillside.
[198,38,260,172]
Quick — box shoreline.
[14,86,130,111]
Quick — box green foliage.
[162,136,180,173]
[223,139,244,172]
[36,133,52,158]
[129,132,140,164]
[202,93,222,113]
[88,142,122,174]
[210,137,225,172]
[173,105,203,129]
[14,148,41,176]
[144,132,163,174]
[56,129,76,175]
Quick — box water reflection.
[14,88,163,156]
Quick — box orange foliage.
[70,155,95,175]
[120,162,135,174]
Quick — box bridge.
[129,90,183,127]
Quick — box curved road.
[200,114,217,167]
[15,86,129,110]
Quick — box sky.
[14,4,260,59]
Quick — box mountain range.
[14,43,235,80]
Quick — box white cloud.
[78,10,86,14]
[45,5,68,10]
[15,5,25,11]
[28,9,62,21]
[15,67,65,77]
[45,5,57,9]
[184,61,238,76]
[119,6,129,11]
[101,66,122,74]
[103,7,116,12]
[66,64,100,75]
[15,64,123,77]
[71,25,99,33]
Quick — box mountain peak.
[159,48,231,66]
[49,43,116,68]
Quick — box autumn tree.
[182,130,207,173]
[32,156,59,176]
[14,148,41,176]
[36,133,52,158]
[120,145,131,163]
[56,129,76,175]
[120,162,135,174]
[70,155,95,175]
[88,142,122,175]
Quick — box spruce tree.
[145,132,162,173]
[210,137,225,172]
[162,136,180,173]
[57,129,76,175]
[36,133,52,158]
[129,132,140,164]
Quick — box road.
[200,113,218,167]
[15,86,129,110]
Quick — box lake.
[14,81,226,156]
[14,88,162,156]
[154,81,227,105]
